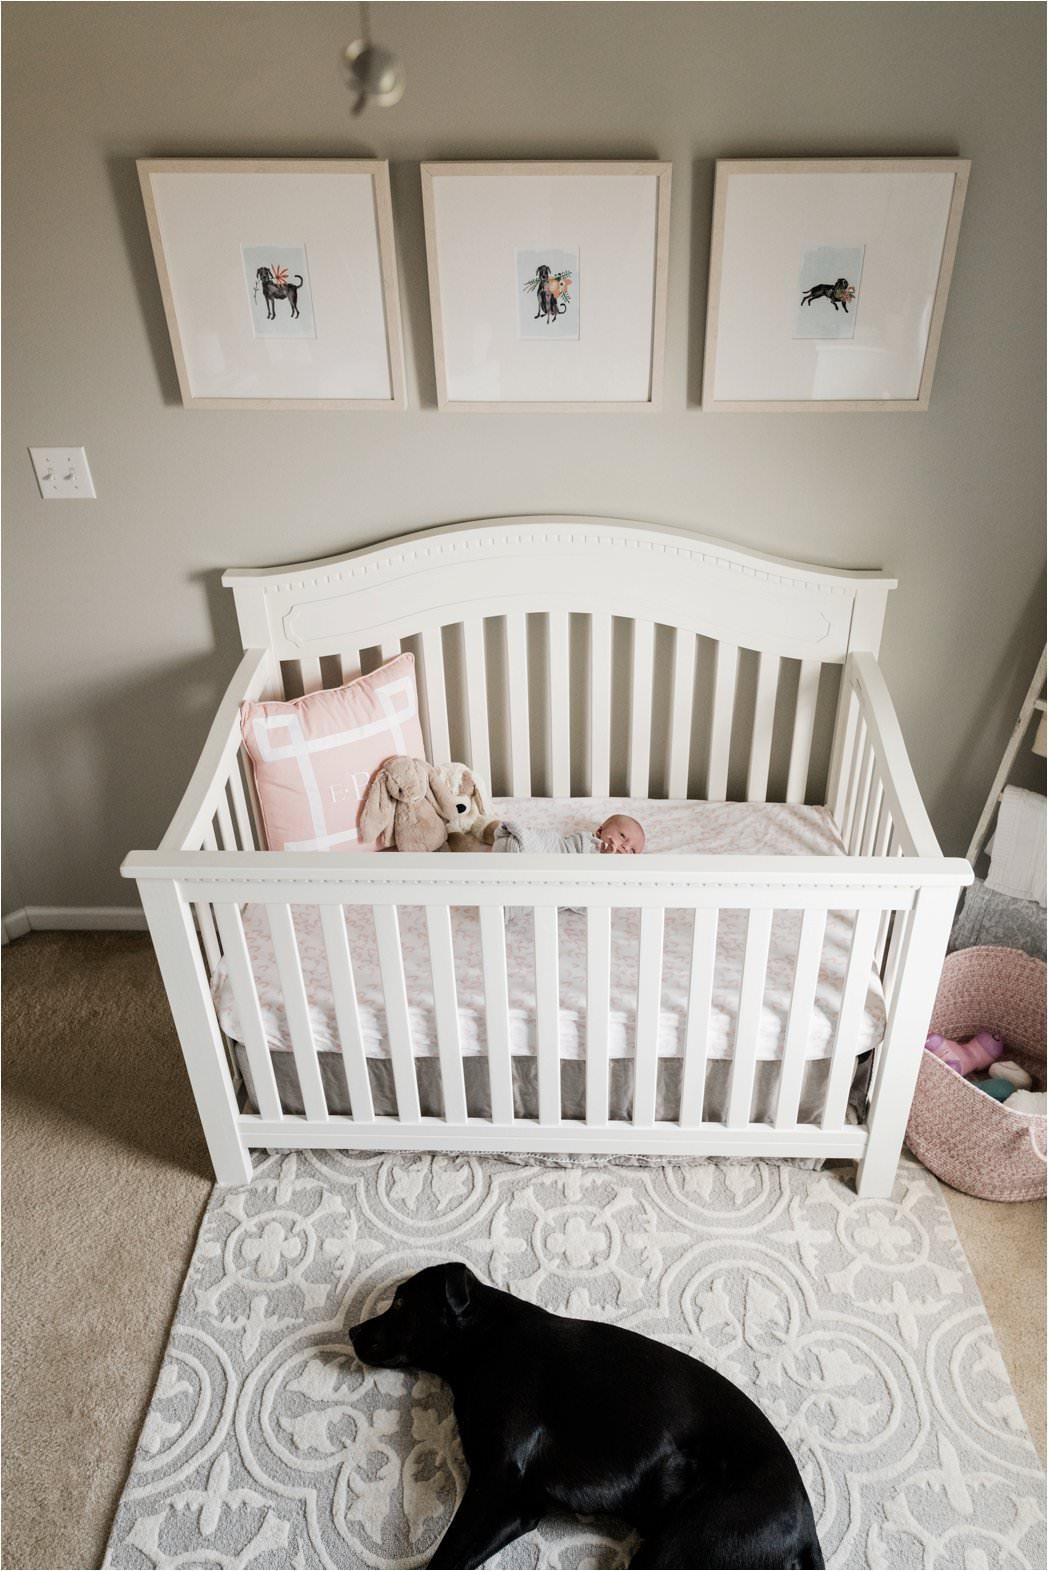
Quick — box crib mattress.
[212,798,886,1065]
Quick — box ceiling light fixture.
[344,2,405,115]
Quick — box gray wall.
[3,1,1044,911]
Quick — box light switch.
[29,447,96,500]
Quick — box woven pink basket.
[906,946,1046,1201]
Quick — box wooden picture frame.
[138,159,405,410]
[421,161,671,412]
[701,158,970,412]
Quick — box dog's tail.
[292,275,304,287]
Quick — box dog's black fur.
[533,263,564,324]
[256,265,303,320]
[800,277,851,312]
[349,1262,824,1570]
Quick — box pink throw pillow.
[241,654,425,851]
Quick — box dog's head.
[349,1263,479,1373]
[437,763,487,829]
[256,266,274,282]
[833,277,849,290]
[535,264,552,282]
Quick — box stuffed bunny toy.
[359,756,459,852]
[434,762,500,849]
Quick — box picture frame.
[701,158,970,412]
[421,161,671,412]
[138,159,405,409]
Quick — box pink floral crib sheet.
[212,799,885,1123]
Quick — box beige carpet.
[2,931,1045,1570]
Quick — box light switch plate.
[29,447,96,500]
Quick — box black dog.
[800,277,851,312]
[255,265,303,320]
[349,1262,824,1570]
[533,263,564,324]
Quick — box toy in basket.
[906,947,1047,1201]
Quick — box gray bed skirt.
[234,1046,870,1127]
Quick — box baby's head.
[596,814,646,855]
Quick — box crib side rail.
[124,848,973,899]
[828,651,944,861]
[125,845,969,1194]
[159,648,275,854]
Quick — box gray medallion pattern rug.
[104,1153,1046,1570]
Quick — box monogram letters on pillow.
[240,653,425,852]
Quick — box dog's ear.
[444,1262,473,1318]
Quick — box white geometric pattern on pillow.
[246,667,420,852]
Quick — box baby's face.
[597,816,645,854]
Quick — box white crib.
[122,516,971,1197]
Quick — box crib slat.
[774,908,826,1129]
[195,825,223,972]
[229,765,255,850]
[215,791,236,851]
[420,627,451,764]
[505,612,532,796]
[707,641,738,801]
[379,640,401,667]
[679,911,717,1126]
[840,718,867,847]
[372,906,421,1123]
[629,619,655,799]
[298,657,324,695]
[786,659,821,804]
[194,901,222,975]
[533,906,560,1125]
[266,903,329,1122]
[746,653,779,804]
[874,818,897,967]
[338,651,358,684]
[726,908,773,1128]
[479,907,514,1124]
[589,613,612,796]
[586,908,611,1124]
[822,908,881,1130]
[633,908,664,1126]
[548,612,571,797]
[238,752,266,851]
[424,906,468,1124]
[463,620,491,788]
[214,903,283,1122]
[881,896,910,1019]
[319,905,374,1123]
[667,630,696,798]
[860,778,885,857]
[847,738,876,854]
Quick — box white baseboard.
[2,906,148,941]
[2,908,32,943]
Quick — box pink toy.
[924,1030,1005,1076]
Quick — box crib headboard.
[223,516,896,805]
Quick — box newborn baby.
[491,813,646,856]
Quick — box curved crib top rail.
[222,515,896,664]
[221,515,898,801]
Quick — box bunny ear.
[470,774,488,814]
[359,771,395,844]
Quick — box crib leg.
[138,881,254,1186]
[855,885,957,1202]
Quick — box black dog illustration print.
[255,264,304,320]
[523,263,574,325]
[800,277,856,313]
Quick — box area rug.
[104,1153,1046,1570]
